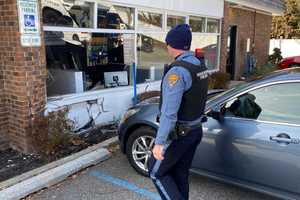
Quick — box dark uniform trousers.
[148,127,203,200]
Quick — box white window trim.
[163,11,168,32]
[191,32,220,36]
[95,0,136,9]
[47,80,162,104]
[42,1,222,33]
[93,2,97,29]
[204,18,208,33]
[217,20,223,70]
[43,26,136,34]
[43,0,222,99]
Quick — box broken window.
[97,3,135,30]
[45,31,134,97]
[138,11,163,30]
[42,0,94,28]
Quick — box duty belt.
[169,116,205,140]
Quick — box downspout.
[250,11,257,74]
[245,10,257,76]
[252,11,257,54]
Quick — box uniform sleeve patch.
[168,74,180,87]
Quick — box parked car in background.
[118,68,300,200]
[278,55,300,69]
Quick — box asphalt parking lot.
[31,146,277,200]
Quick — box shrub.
[250,63,279,78]
[269,48,283,64]
[208,72,231,89]
[30,109,78,158]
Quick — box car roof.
[208,68,300,104]
[251,67,300,85]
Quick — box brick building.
[0,0,47,152]
[220,0,285,79]
[0,0,284,153]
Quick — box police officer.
[148,24,209,200]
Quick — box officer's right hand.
[152,144,164,160]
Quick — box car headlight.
[120,108,140,124]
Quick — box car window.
[207,82,252,103]
[224,83,300,125]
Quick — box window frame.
[166,14,186,30]
[189,15,206,33]
[219,80,300,127]
[206,18,220,33]
[96,2,136,30]
[42,0,222,98]
[137,9,164,31]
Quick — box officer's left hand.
[152,144,164,160]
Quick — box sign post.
[17,0,41,47]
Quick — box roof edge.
[226,0,285,15]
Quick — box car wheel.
[126,126,156,176]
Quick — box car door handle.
[270,136,292,143]
[270,134,300,144]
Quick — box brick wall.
[229,7,256,79]
[220,1,230,73]
[0,0,47,152]
[254,12,272,67]
[0,0,10,150]
[220,2,273,79]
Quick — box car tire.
[126,126,156,177]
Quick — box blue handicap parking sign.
[24,14,35,27]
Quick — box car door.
[192,82,300,195]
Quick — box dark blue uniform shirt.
[155,51,201,145]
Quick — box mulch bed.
[0,124,117,183]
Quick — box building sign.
[18,0,41,47]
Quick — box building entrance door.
[226,25,237,80]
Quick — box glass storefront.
[167,15,186,30]
[189,16,206,32]
[138,11,163,30]
[191,35,219,70]
[136,33,173,83]
[207,18,220,33]
[45,31,134,96]
[42,0,221,98]
[43,0,94,28]
[97,3,135,29]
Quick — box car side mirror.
[207,106,224,122]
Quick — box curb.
[0,136,118,200]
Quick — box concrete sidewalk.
[30,149,276,200]
[0,138,118,200]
